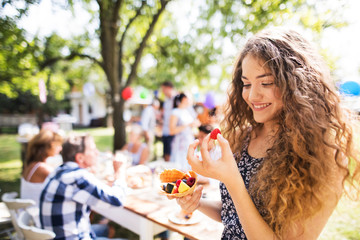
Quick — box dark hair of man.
[161,81,174,88]
[61,135,91,163]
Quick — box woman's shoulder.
[25,161,53,183]
[171,108,181,114]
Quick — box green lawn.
[1,127,360,239]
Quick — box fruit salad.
[159,169,197,197]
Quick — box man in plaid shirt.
[39,134,127,240]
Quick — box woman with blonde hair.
[21,129,63,204]
[175,28,360,239]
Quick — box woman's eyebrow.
[241,73,272,80]
[256,73,272,79]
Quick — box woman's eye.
[243,83,251,88]
[262,82,274,86]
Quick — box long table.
[93,183,223,240]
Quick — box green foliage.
[0,17,38,89]
[135,0,349,92]
[0,91,40,114]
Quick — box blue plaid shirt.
[39,162,126,240]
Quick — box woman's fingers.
[187,139,199,161]
[216,134,232,157]
[200,134,211,162]
[177,185,203,212]
[187,139,203,173]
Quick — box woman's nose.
[248,85,262,100]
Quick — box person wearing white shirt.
[140,99,160,159]
[160,81,177,162]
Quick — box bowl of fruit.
[159,169,197,197]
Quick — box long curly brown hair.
[221,28,360,238]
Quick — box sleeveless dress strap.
[26,162,42,181]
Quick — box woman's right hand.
[169,185,204,213]
[187,133,239,184]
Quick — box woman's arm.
[188,134,340,239]
[173,185,223,222]
[169,114,188,135]
[188,136,276,239]
[138,145,149,165]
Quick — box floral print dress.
[220,138,264,240]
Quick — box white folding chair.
[1,192,35,240]
[17,211,55,240]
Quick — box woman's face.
[241,54,283,125]
[49,142,62,156]
[179,96,189,108]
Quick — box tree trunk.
[98,0,170,152]
[112,98,126,151]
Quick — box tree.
[1,0,348,151]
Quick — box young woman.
[175,28,360,239]
[21,129,63,226]
[169,92,199,170]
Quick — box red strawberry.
[176,179,182,187]
[210,128,221,140]
[173,187,179,194]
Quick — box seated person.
[21,129,63,226]
[39,134,127,240]
[122,123,150,165]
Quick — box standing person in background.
[40,134,127,240]
[160,81,177,162]
[169,93,200,170]
[174,28,360,239]
[21,129,63,226]
[140,98,160,160]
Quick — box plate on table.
[168,210,202,225]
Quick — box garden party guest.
[140,98,160,159]
[175,28,360,240]
[160,81,177,162]
[122,123,150,165]
[21,129,63,226]
[169,92,200,171]
[39,134,127,240]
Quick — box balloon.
[140,89,148,99]
[204,92,216,109]
[339,81,360,96]
[121,87,133,100]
